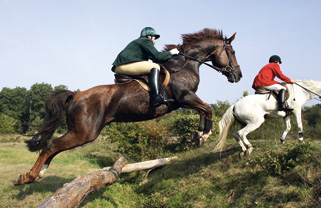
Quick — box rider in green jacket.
[112,27,179,107]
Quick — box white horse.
[212,80,321,157]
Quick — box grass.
[0,135,320,207]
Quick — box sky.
[1,0,321,106]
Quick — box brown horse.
[15,28,242,185]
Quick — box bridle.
[177,38,240,76]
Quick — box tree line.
[0,83,320,142]
[0,83,72,134]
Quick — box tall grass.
[0,135,320,207]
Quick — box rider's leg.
[149,68,174,107]
[114,61,173,107]
[114,61,158,75]
[278,89,293,111]
[263,84,292,111]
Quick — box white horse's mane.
[295,80,321,92]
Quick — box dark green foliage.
[254,143,312,176]
[303,104,321,138]
[0,87,28,132]
[210,100,230,117]
[0,114,17,134]
[0,83,69,134]
[102,122,169,161]
[171,114,199,151]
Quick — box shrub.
[102,121,169,161]
[254,143,312,176]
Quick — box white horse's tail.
[211,104,235,152]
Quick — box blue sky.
[1,0,321,106]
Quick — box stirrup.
[278,105,293,112]
[150,95,174,107]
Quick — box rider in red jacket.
[252,55,295,111]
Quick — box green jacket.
[112,37,172,66]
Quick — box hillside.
[0,135,320,207]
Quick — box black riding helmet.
[269,55,282,64]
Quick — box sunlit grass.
[0,135,320,207]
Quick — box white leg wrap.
[39,164,49,178]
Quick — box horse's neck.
[287,83,311,106]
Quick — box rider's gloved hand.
[170,48,179,55]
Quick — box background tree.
[211,101,230,117]
[0,113,17,134]
[27,83,53,130]
[302,104,321,139]
[0,87,28,132]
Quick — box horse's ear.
[227,32,236,43]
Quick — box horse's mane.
[297,80,321,92]
[164,28,224,51]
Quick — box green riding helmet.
[269,55,282,64]
[140,27,160,39]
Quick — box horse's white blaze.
[212,80,321,156]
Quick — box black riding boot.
[149,68,174,107]
[278,89,293,111]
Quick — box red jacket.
[252,63,291,89]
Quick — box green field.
[0,134,320,208]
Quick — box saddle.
[254,83,290,100]
[113,67,171,94]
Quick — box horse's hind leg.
[15,131,99,185]
[236,120,264,158]
[233,132,248,158]
[14,147,52,185]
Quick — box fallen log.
[38,156,177,208]
[37,157,128,208]
[101,156,178,173]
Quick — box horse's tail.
[211,104,235,152]
[26,90,75,152]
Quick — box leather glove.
[170,48,179,55]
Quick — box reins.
[178,52,225,73]
[177,39,240,75]
[164,37,240,78]
[295,82,321,101]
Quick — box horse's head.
[207,33,242,83]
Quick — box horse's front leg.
[192,115,213,146]
[280,116,291,144]
[180,92,213,147]
[294,111,304,142]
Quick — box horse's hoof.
[191,131,198,143]
[239,151,245,159]
[14,173,35,186]
[194,138,201,147]
[247,147,253,155]
[14,174,26,186]
[199,138,204,146]
[280,139,285,145]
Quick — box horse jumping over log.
[212,80,321,158]
[15,28,242,185]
